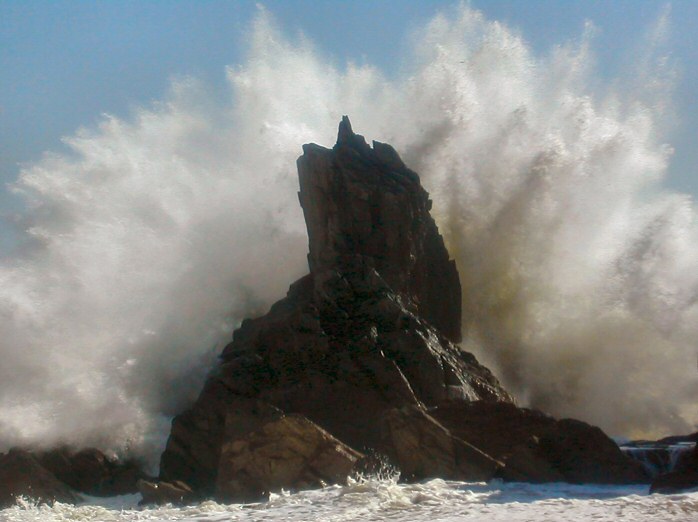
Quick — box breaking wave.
[1,4,696,464]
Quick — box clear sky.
[1,0,697,217]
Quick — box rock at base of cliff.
[650,444,698,494]
[650,470,698,494]
[0,449,81,508]
[534,419,648,484]
[38,447,148,496]
[381,405,500,482]
[216,414,363,503]
[432,401,648,484]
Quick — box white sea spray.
[0,4,696,466]
[2,481,698,521]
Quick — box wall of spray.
[0,5,695,465]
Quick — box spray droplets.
[0,5,694,464]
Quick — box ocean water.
[2,480,697,522]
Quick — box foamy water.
[2,480,697,522]
[1,3,697,468]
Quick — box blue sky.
[1,0,697,218]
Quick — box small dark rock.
[38,447,149,496]
[0,449,80,508]
[650,470,698,494]
[650,443,698,494]
[137,479,197,506]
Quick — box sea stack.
[157,117,511,501]
[156,117,646,503]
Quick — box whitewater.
[2,2,698,519]
[2,480,698,522]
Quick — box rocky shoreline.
[1,118,695,507]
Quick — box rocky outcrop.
[159,118,512,499]
[299,117,463,343]
[158,117,648,501]
[650,469,698,494]
[0,449,80,508]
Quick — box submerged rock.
[650,467,698,494]
[0,446,150,507]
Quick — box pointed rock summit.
[299,116,462,342]
[156,118,646,503]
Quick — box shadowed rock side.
[0,450,80,507]
[158,118,646,502]
[299,116,463,343]
[431,401,648,484]
[159,118,511,499]
[0,447,149,508]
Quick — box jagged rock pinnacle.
[159,118,510,495]
[336,115,354,144]
[299,117,463,342]
[157,119,643,502]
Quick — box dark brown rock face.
[159,118,512,498]
[216,414,363,502]
[299,116,463,343]
[0,447,149,507]
[0,449,80,508]
[38,447,147,497]
[380,405,500,482]
[650,441,698,494]
[432,401,648,484]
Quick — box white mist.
[0,5,695,466]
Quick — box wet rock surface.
[380,405,500,482]
[216,414,363,502]
[646,433,698,494]
[0,446,149,508]
[38,447,148,496]
[432,401,648,484]
[0,449,80,508]
[137,479,197,506]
